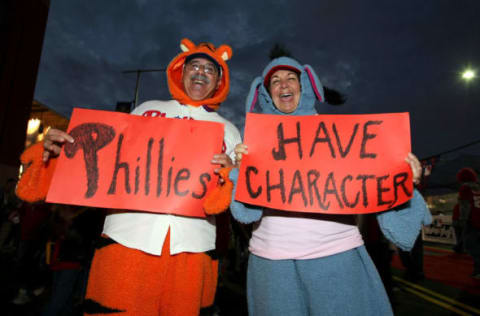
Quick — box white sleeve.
[130,100,159,115]
[223,120,242,163]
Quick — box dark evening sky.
[34,0,480,159]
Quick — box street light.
[461,69,476,82]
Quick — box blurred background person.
[40,204,104,316]
[0,178,22,253]
[456,167,480,278]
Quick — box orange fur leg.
[85,232,218,316]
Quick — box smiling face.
[182,57,221,101]
[268,69,301,113]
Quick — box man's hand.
[43,128,74,162]
[211,153,234,183]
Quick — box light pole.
[122,68,166,109]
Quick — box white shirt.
[103,100,241,255]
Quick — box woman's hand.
[405,152,422,185]
[42,128,74,162]
[234,143,248,167]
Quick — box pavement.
[391,271,480,316]
[391,243,480,316]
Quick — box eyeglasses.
[185,62,218,75]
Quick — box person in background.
[11,201,50,305]
[452,203,465,253]
[0,178,22,252]
[359,214,395,304]
[397,234,425,282]
[456,167,480,278]
[40,205,104,316]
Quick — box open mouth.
[280,93,293,99]
[191,74,210,86]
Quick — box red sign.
[235,112,413,214]
[46,108,224,218]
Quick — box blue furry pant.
[247,246,393,316]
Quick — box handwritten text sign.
[235,113,413,214]
[47,108,224,217]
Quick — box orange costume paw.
[203,167,233,215]
[16,141,57,202]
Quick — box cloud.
[34,0,480,158]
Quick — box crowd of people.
[1,38,478,315]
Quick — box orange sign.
[46,108,224,217]
[235,113,413,214]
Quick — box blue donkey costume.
[229,57,432,316]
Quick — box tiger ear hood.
[167,38,233,110]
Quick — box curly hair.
[456,167,478,183]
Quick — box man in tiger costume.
[41,38,241,315]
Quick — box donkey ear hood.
[246,57,325,115]
[167,38,233,110]
[245,77,263,114]
[303,64,325,103]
